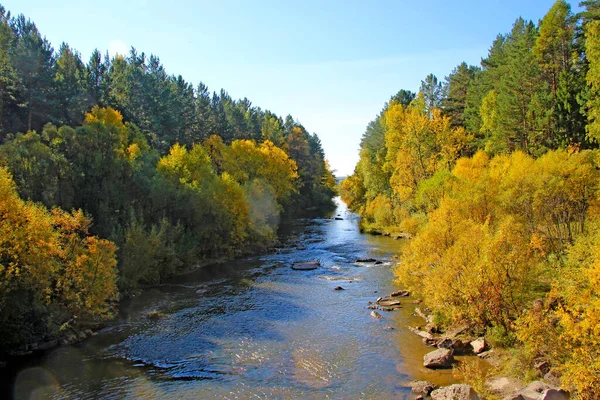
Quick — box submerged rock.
[409,380,437,395]
[333,286,345,291]
[356,258,377,263]
[370,311,383,319]
[423,348,454,369]
[291,261,320,270]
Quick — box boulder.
[543,370,561,387]
[485,376,525,397]
[423,348,455,369]
[390,290,410,297]
[409,326,434,340]
[470,338,488,354]
[335,217,344,220]
[291,261,320,270]
[409,380,437,395]
[376,298,402,307]
[502,395,526,400]
[370,311,383,319]
[538,389,570,400]
[445,323,471,339]
[535,360,551,377]
[333,286,345,291]
[431,384,480,400]
[514,381,552,400]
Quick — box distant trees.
[0,4,335,353]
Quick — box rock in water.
[370,311,383,319]
[431,384,480,400]
[390,290,410,297]
[356,258,377,262]
[333,286,345,291]
[423,348,455,369]
[291,261,320,270]
[409,380,437,395]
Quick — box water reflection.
[6,198,473,399]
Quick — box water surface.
[7,198,469,399]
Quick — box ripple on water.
[5,199,466,399]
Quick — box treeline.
[0,5,335,353]
[341,1,600,396]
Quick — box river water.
[6,198,469,399]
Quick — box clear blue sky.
[4,0,581,176]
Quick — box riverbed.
[6,198,468,399]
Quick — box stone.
[423,348,455,369]
[470,338,488,354]
[485,376,525,397]
[535,360,551,377]
[390,290,410,297]
[376,298,402,307]
[409,326,434,340]
[77,331,87,340]
[356,258,377,263]
[375,260,383,265]
[370,311,383,319]
[333,286,344,291]
[409,380,436,395]
[515,381,552,400]
[502,395,525,400]
[431,384,480,400]
[544,370,561,387]
[291,261,320,270]
[538,389,570,400]
[445,323,471,339]
[37,340,58,351]
[335,217,344,220]
[84,329,94,337]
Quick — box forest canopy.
[340,0,600,396]
[0,3,335,353]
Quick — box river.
[5,198,469,399]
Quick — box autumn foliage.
[0,167,118,349]
[340,1,600,394]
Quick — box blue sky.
[5,0,581,176]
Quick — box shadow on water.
[4,198,473,399]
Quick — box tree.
[9,14,57,132]
[419,73,443,116]
[54,43,89,125]
[443,62,479,127]
[585,20,600,142]
[86,49,109,107]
